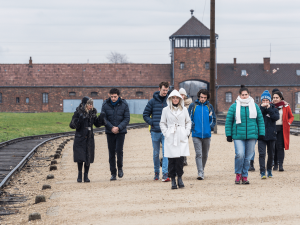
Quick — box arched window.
[179,80,208,102]
[225,92,232,103]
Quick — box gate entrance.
[179,80,208,102]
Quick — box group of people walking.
[69,82,294,189]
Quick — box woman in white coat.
[160,90,191,189]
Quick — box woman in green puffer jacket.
[225,85,265,185]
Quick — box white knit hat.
[178,88,187,96]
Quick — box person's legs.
[77,162,83,182]
[242,139,256,178]
[77,162,83,172]
[276,129,285,171]
[151,132,161,179]
[83,163,90,182]
[107,134,117,176]
[161,133,169,176]
[193,137,204,178]
[201,138,211,176]
[258,140,267,175]
[168,158,176,179]
[116,133,125,177]
[267,141,276,177]
[234,140,246,175]
[177,157,185,188]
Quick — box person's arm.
[69,111,82,129]
[188,103,194,117]
[209,104,216,129]
[94,112,106,127]
[260,106,267,115]
[117,103,130,131]
[256,104,265,136]
[143,100,153,126]
[287,105,294,125]
[159,108,168,136]
[267,106,279,122]
[101,102,114,131]
[225,104,235,137]
[184,108,192,136]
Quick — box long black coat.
[260,104,279,141]
[101,98,130,134]
[69,104,105,164]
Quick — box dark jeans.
[106,133,125,175]
[274,125,285,165]
[258,140,276,173]
[168,157,184,178]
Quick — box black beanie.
[272,88,280,94]
[81,96,90,105]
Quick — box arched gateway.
[179,80,208,101]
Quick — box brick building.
[1,14,300,113]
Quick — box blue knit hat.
[261,90,271,102]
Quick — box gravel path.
[2,126,300,224]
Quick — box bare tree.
[106,51,129,63]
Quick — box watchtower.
[169,10,218,100]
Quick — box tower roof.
[170,16,215,38]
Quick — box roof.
[0,64,171,87]
[217,63,300,86]
[170,16,215,38]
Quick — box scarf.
[235,96,257,124]
[110,97,120,106]
[274,101,285,109]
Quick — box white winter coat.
[160,90,191,158]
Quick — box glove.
[227,136,232,142]
[98,113,107,125]
[258,135,265,140]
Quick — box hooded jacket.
[188,100,216,139]
[143,91,169,133]
[260,104,279,141]
[160,90,191,158]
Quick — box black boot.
[273,163,278,171]
[77,171,82,182]
[279,164,284,172]
[118,169,124,178]
[248,160,255,171]
[110,174,117,181]
[84,173,90,182]
[177,177,185,188]
[171,178,177,189]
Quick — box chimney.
[233,58,237,70]
[29,57,33,67]
[263,57,270,71]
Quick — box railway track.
[0,123,147,191]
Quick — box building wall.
[173,48,210,89]
[217,86,300,113]
[0,87,158,112]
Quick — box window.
[207,39,210,47]
[69,92,76,96]
[26,97,29,103]
[297,70,300,76]
[0,93,2,103]
[194,39,198,47]
[136,91,143,97]
[180,62,185,70]
[225,92,232,103]
[43,93,48,104]
[205,62,210,70]
[175,39,180,47]
[255,96,260,103]
[189,39,194,47]
[16,97,20,103]
[241,70,247,76]
[180,39,187,47]
[91,92,98,97]
[202,39,207,47]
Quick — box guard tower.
[169,10,218,101]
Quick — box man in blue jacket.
[101,88,130,181]
[143,82,170,182]
[188,89,216,180]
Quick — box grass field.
[294,114,300,121]
[0,113,144,142]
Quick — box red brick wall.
[217,86,300,113]
[0,87,159,112]
[173,48,210,89]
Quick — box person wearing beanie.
[257,90,279,178]
[69,96,106,183]
[272,91,294,171]
[179,88,193,166]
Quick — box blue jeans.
[234,139,256,177]
[250,140,258,161]
[151,132,168,175]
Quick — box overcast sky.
[0,0,299,64]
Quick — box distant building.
[1,13,300,113]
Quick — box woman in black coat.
[69,97,106,182]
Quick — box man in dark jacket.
[101,88,130,181]
[258,90,279,179]
[143,82,170,182]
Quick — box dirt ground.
[1,126,300,225]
